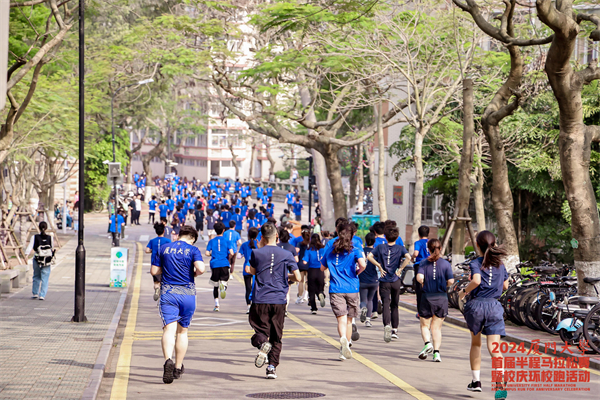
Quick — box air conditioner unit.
[433,211,444,225]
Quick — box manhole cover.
[246,393,325,399]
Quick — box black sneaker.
[377,301,383,315]
[266,365,277,379]
[173,365,185,379]
[351,323,360,341]
[467,381,482,392]
[163,359,175,384]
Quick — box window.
[183,159,195,166]
[197,160,207,167]
[408,182,435,223]
[132,153,141,161]
[185,135,196,146]
[211,129,228,147]
[198,134,207,147]
[221,160,231,167]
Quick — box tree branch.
[10,0,48,7]
[588,125,600,143]
[576,12,600,42]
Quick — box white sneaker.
[295,297,302,305]
[340,337,352,360]
[384,325,392,343]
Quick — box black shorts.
[210,267,230,286]
[418,292,448,319]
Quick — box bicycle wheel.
[503,285,522,325]
[517,289,539,330]
[523,291,542,331]
[534,294,559,335]
[510,287,530,325]
[93,200,104,213]
[583,303,600,354]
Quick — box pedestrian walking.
[320,222,366,360]
[459,231,509,399]
[26,221,55,300]
[150,225,205,384]
[246,223,301,379]
[416,238,453,362]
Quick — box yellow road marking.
[286,311,434,400]
[110,243,143,400]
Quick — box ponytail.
[426,238,442,262]
[476,230,507,269]
[39,221,48,236]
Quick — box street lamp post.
[110,78,153,247]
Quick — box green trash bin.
[351,214,380,231]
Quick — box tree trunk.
[249,140,256,180]
[357,143,364,213]
[366,141,376,203]
[452,79,475,265]
[229,142,240,179]
[349,146,358,210]
[473,163,486,231]
[537,1,600,295]
[410,129,426,250]
[323,147,347,220]
[376,102,388,221]
[264,139,275,177]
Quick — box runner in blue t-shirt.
[166,196,175,216]
[285,190,294,211]
[232,208,244,234]
[412,225,431,318]
[146,223,172,301]
[359,233,379,327]
[459,231,509,396]
[416,238,453,362]
[246,223,301,379]
[292,198,303,221]
[321,223,366,361]
[158,201,168,219]
[150,226,205,384]
[240,227,259,313]
[266,186,273,199]
[148,196,158,224]
[205,222,235,311]
[302,234,327,313]
[224,221,242,269]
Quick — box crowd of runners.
[138,174,509,399]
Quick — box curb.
[398,300,600,371]
[81,243,137,400]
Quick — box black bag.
[34,234,54,268]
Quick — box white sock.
[215,299,219,306]
[472,370,480,382]
[352,318,356,324]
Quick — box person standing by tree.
[321,223,366,360]
[246,223,301,379]
[151,226,205,384]
[459,231,509,398]
[26,222,55,301]
[416,239,453,362]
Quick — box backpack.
[34,234,54,268]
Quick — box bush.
[274,170,290,180]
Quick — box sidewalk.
[0,220,136,400]
[398,294,600,370]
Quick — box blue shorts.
[159,284,196,328]
[463,297,505,337]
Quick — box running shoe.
[163,358,175,384]
[360,307,368,323]
[340,336,352,360]
[246,305,251,315]
[173,365,185,379]
[351,324,360,341]
[365,320,372,328]
[495,389,507,400]
[153,287,160,301]
[467,381,482,392]
[384,325,392,343]
[32,295,38,299]
[311,310,317,314]
[391,330,398,340]
[213,306,220,312]
[295,296,302,304]
[39,297,45,301]
[255,342,272,368]
[371,313,378,320]
[339,350,347,361]
[419,342,433,359]
[266,365,277,379]
[318,293,326,308]
[377,301,383,315]
[433,352,441,362]
[219,281,227,299]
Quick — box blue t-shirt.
[302,248,324,269]
[221,211,232,226]
[256,187,264,198]
[232,214,244,231]
[290,235,304,248]
[266,188,273,198]
[360,247,379,284]
[321,246,364,294]
[372,243,409,283]
[240,239,257,276]
[224,229,241,252]
[469,257,508,299]
[158,204,168,218]
[286,193,294,204]
[292,201,303,215]
[324,236,363,254]
[147,236,172,266]
[207,236,234,268]
[109,214,123,233]
[419,258,453,293]
[414,238,429,266]
[158,241,203,286]
[148,200,157,211]
[247,218,260,230]
[250,245,298,304]
[166,199,175,211]
[374,237,387,248]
